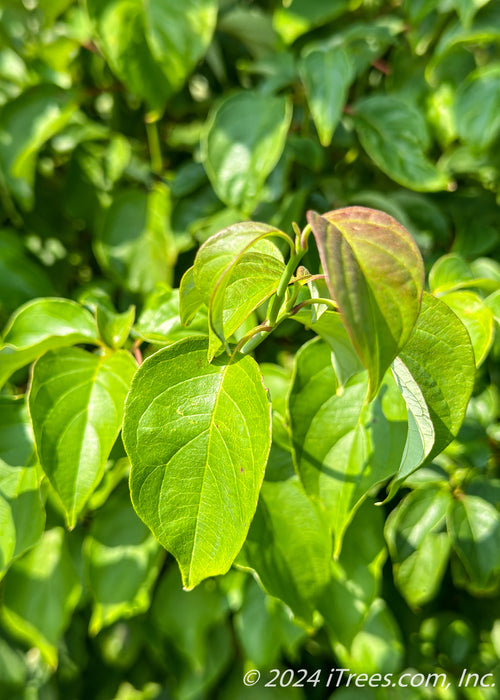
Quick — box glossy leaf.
[85,485,164,635]
[86,0,218,112]
[309,207,425,400]
[299,46,353,147]
[455,64,500,150]
[201,92,292,213]
[429,253,500,295]
[193,222,285,357]
[29,347,137,528]
[399,292,475,462]
[239,466,332,623]
[96,304,135,350]
[288,338,407,553]
[0,528,82,668]
[123,337,272,589]
[448,495,500,588]
[0,85,77,208]
[440,290,494,366]
[385,486,452,607]
[95,184,176,294]
[353,96,449,191]
[0,396,45,579]
[0,298,100,388]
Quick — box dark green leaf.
[86,0,218,112]
[299,46,353,147]
[95,184,176,294]
[201,92,292,213]
[123,337,272,589]
[353,96,449,191]
[455,64,500,150]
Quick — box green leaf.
[123,337,272,589]
[133,284,207,345]
[0,298,100,388]
[0,230,55,316]
[448,495,500,588]
[95,184,176,294]
[193,222,285,358]
[234,577,305,668]
[96,304,135,350]
[260,364,291,451]
[385,486,452,607]
[387,357,435,498]
[333,598,404,675]
[455,64,500,150]
[318,499,387,647]
[299,46,353,147]
[84,485,164,636]
[398,292,475,462]
[0,396,45,579]
[201,91,292,213]
[0,528,82,668]
[440,290,494,366]
[452,0,492,27]
[238,466,332,623]
[0,84,77,208]
[179,266,205,326]
[429,253,500,295]
[151,565,228,665]
[86,0,218,112]
[29,347,137,528]
[308,207,424,400]
[273,0,351,44]
[288,338,407,554]
[353,96,449,191]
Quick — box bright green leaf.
[86,0,218,112]
[193,222,285,358]
[440,290,494,366]
[308,207,424,399]
[353,96,449,191]
[0,298,100,388]
[29,347,137,528]
[201,92,292,213]
[273,0,351,44]
[123,337,272,589]
[179,266,205,326]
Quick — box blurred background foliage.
[1,0,500,698]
